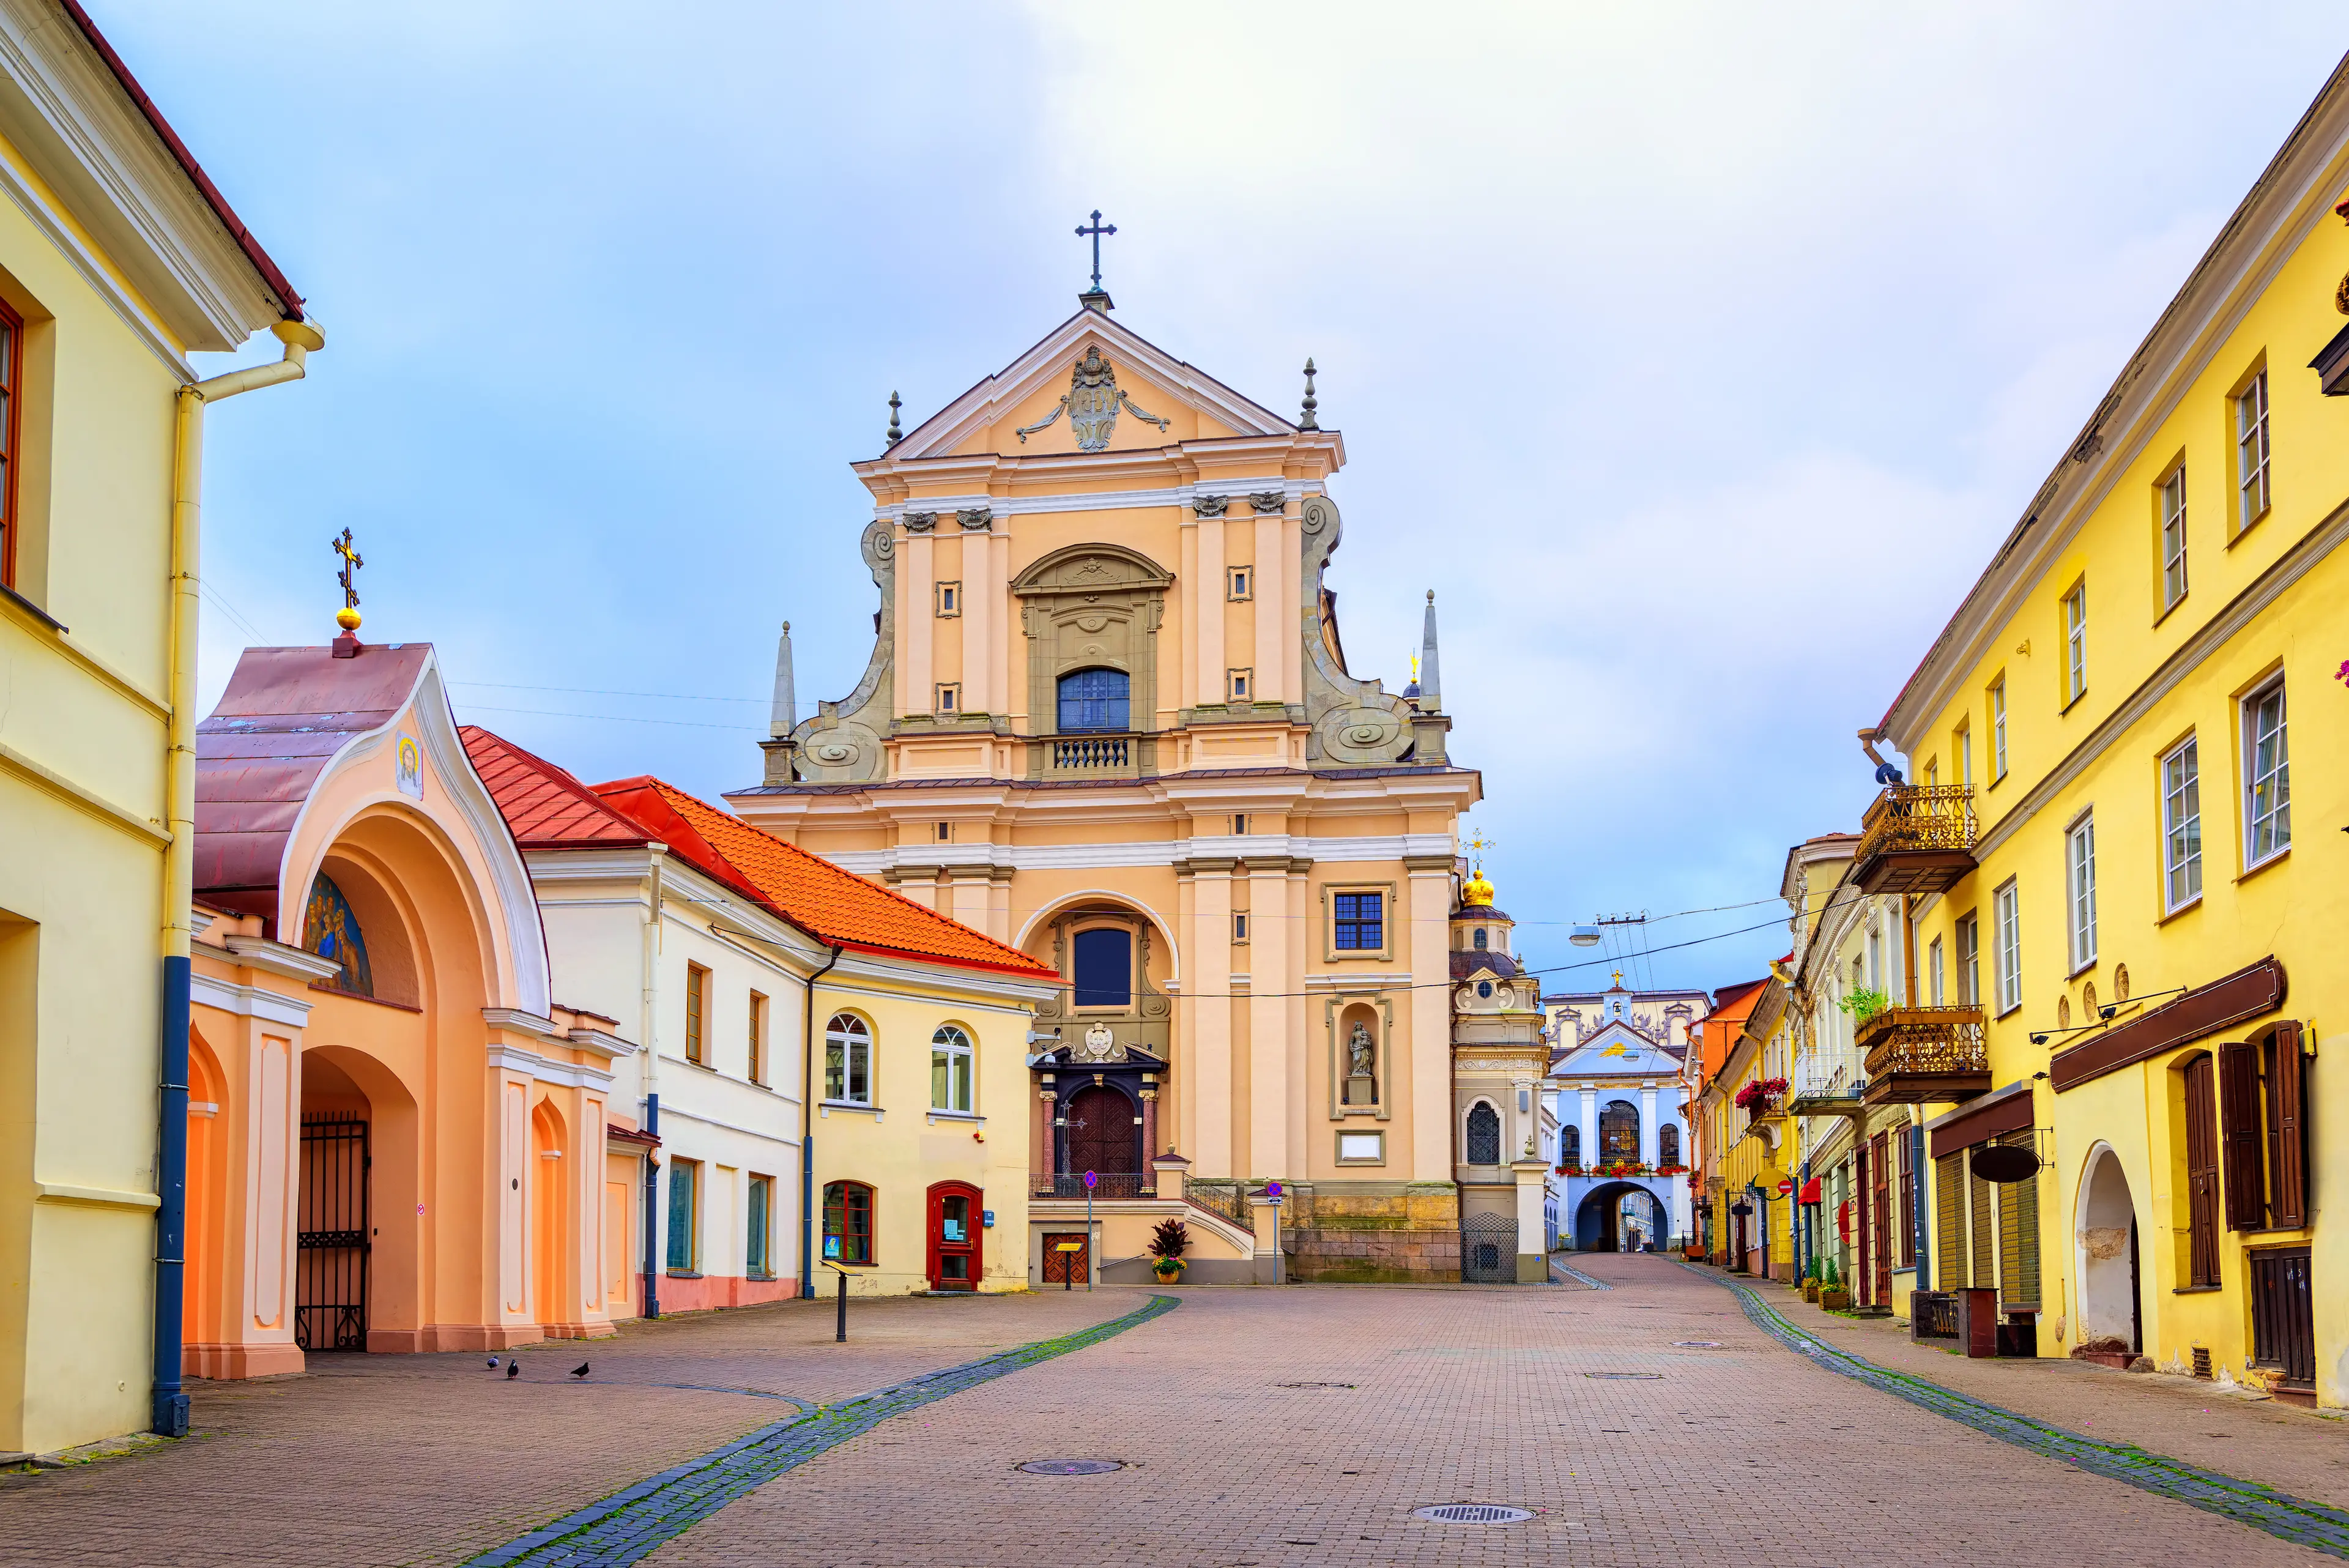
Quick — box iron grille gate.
[295,1115,369,1351]
[1460,1213,1515,1284]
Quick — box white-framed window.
[1990,680,2008,781]
[2061,581,2087,706]
[2243,678,2290,866]
[824,1013,873,1104]
[2159,467,2188,612]
[1227,667,1252,702]
[2161,737,2202,910]
[666,1156,700,1272]
[1922,756,1938,788]
[2236,368,2270,532]
[2066,814,2096,972]
[935,682,960,716]
[930,1024,973,1113]
[1228,566,1252,601]
[1928,936,1945,1007]
[1954,723,1972,789]
[935,580,960,617]
[1955,913,1979,1008]
[1992,882,2021,1017]
[1866,927,1882,992]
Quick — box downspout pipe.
[799,945,843,1299]
[640,853,664,1320]
[155,318,324,1437]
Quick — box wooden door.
[2252,1248,2315,1388]
[1064,1085,1138,1195]
[1870,1132,1893,1305]
[927,1181,981,1291]
[1042,1231,1089,1286]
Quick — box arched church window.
[1056,667,1130,732]
[303,872,373,997]
[1600,1099,1640,1161]
[1473,927,1488,950]
[1466,1102,1501,1165]
[1072,926,1132,1009]
[825,1013,872,1104]
[1562,1125,1581,1165]
[1659,1124,1681,1167]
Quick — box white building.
[1542,976,1707,1250]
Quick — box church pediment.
[1549,1021,1679,1078]
[883,310,1296,462]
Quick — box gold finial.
[1459,830,1496,907]
[331,529,364,633]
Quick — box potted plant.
[1817,1257,1850,1311]
[1801,1258,1821,1302]
[1148,1217,1190,1283]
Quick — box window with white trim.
[2066,814,2096,972]
[2243,679,2290,867]
[2161,737,2202,910]
[930,1024,974,1113]
[1992,882,2021,1017]
[1928,936,1945,1007]
[1955,913,1979,1009]
[2159,467,2188,612]
[1989,679,2008,781]
[1954,723,1972,789]
[2061,581,2087,707]
[2236,369,2269,531]
[825,1013,872,1104]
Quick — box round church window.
[1476,981,1493,998]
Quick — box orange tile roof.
[595,776,1055,982]
[461,727,649,849]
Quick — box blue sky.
[117,2,2345,997]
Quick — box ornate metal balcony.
[1858,1006,1989,1104]
[1854,784,1977,897]
[1786,1046,1865,1115]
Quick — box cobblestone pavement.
[9,1258,2349,1566]
[0,1290,1132,1567]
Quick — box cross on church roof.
[1075,209,1115,292]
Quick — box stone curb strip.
[461,1293,1181,1568]
[1679,1262,2349,1559]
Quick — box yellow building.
[1694,977,1794,1280]
[0,6,315,1453]
[727,276,1483,1282]
[1867,62,2349,1400]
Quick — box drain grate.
[1671,1340,1724,1348]
[1414,1504,1534,1524]
[1277,1381,1356,1389]
[1584,1372,1663,1380]
[1018,1459,1126,1475]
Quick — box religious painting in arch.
[1599,1100,1640,1163]
[1658,1123,1680,1169]
[303,872,373,997]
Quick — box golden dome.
[1461,868,1495,907]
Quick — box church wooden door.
[1064,1085,1138,1198]
[926,1181,981,1291]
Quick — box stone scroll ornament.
[1015,345,1171,452]
[783,518,895,782]
[1296,494,1417,765]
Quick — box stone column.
[1195,513,1225,708]
[960,515,995,716]
[1252,496,1287,704]
[1405,855,1455,1181]
[1139,1079,1159,1194]
[1512,1158,1549,1282]
[1639,1082,1659,1167]
[1246,855,1290,1181]
[1187,859,1235,1177]
[1578,1085,1598,1168]
[902,521,933,716]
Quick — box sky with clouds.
[112,1,2345,997]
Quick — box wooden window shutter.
[2183,1054,2221,1286]
[2269,1022,2308,1229]
[2217,1040,2266,1230]
[1995,1132,2040,1309]
[1934,1153,1963,1287]
[1967,1164,1995,1291]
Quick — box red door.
[1869,1132,1894,1307]
[926,1181,982,1291]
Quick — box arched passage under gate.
[1575,1180,1668,1253]
[2077,1143,2142,1354]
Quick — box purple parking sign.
[1083,1170,1097,1189]
[1265,1180,1282,1199]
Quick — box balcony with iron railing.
[1854,784,1978,897]
[1857,1005,1990,1104]
[1031,1172,1155,1200]
[1787,1042,1865,1115]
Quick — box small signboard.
[1777,1178,1794,1196]
[1053,1241,1085,1252]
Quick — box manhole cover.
[1584,1372,1663,1380]
[1018,1459,1126,1475]
[1672,1340,1724,1348]
[1277,1381,1356,1389]
[1414,1504,1535,1524]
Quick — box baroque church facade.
[1542,978,1705,1252]
[727,287,1497,1281]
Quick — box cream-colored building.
[0,4,314,1454]
[729,285,1483,1282]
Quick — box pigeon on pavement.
[571,1363,590,1379]
[486,1357,499,1369]
[506,1361,520,1380]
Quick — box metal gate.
[1460,1214,1515,1284]
[295,1115,369,1351]
[2251,1247,2315,1388]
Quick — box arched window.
[1658,1124,1681,1167]
[1600,1099,1640,1161]
[822,1180,874,1265]
[1562,1124,1581,1166]
[1072,926,1132,1009]
[1466,1102,1501,1165]
[931,1024,974,1113]
[825,1013,872,1104]
[1056,667,1130,732]
[303,873,373,997]
[1473,927,1488,951]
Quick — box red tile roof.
[599,777,1054,981]
[461,727,648,850]
[460,727,1052,983]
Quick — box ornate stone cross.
[1075,209,1116,293]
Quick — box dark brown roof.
[1452,950,1520,980]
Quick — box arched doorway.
[2077,1145,2140,1354]
[1575,1181,1664,1252]
[532,1099,571,1330]
[1062,1083,1140,1197]
[927,1181,982,1291]
[295,1050,373,1352]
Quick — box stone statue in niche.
[1348,1020,1375,1078]
[1344,1019,1378,1105]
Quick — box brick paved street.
[8,1256,2349,1566]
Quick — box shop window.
[823,1180,874,1265]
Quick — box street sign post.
[822,1260,852,1342]
[1084,1170,1097,1291]
[1265,1180,1284,1286]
